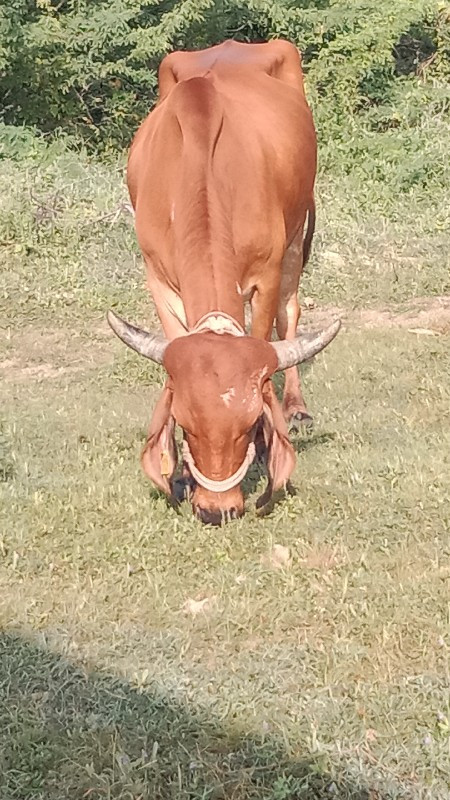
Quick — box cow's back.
[127,40,316,293]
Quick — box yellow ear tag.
[160,450,170,476]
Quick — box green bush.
[1,0,448,161]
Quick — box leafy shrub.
[1,0,448,162]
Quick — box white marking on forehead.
[219,387,236,407]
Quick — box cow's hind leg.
[276,224,313,427]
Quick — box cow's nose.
[195,506,242,526]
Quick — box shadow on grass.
[239,429,337,506]
[0,632,378,800]
[290,430,337,455]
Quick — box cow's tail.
[302,201,316,269]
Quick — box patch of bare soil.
[300,295,450,335]
[0,325,112,383]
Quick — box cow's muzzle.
[195,505,242,526]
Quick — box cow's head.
[107,310,340,524]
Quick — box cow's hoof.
[289,411,314,430]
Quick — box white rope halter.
[182,439,256,493]
[191,311,245,337]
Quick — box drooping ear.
[141,383,177,495]
[257,381,296,509]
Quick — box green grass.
[1,328,449,798]
[1,133,450,798]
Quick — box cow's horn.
[272,319,341,371]
[107,309,168,364]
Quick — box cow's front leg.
[276,225,312,427]
[250,278,279,340]
[276,292,312,426]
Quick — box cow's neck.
[173,138,245,331]
[182,294,245,333]
[176,246,245,332]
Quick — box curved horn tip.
[107,308,117,327]
[106,308,125,332]
[307,316,343,350]
[273,317,342,371]
[105,308,168,364]
[304,317,342,347]
[329,318,342,336]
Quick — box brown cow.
[108,39,340,524]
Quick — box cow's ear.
[257,382,296,508]
[141,383,177,494]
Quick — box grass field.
[1,135,449,799]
